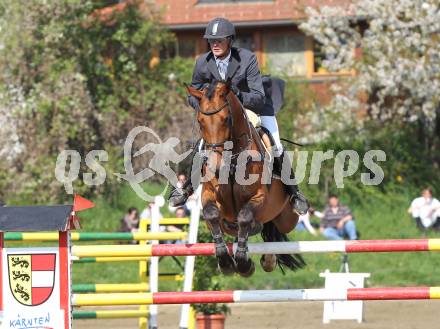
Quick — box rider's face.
[208,38,230,59]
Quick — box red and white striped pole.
[72,287,440,306]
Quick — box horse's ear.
[185,83,203,99]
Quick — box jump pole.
[71,239,440,258]
[141,217,190,225]
[72,283,149,293]
[179,186,201,329]
[73,256,150,263]
[148,203,161,329]
[4,231,187,241]
[72,287,440,306]
[73,309,149,319]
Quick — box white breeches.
[260,115,283,155]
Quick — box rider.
[168,17,309,215]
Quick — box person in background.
[119,207,139,233]
[408,187,440,231]
[162,206,185,245]
[177,174,186,189]
[166,207,185,233]
[140,201,152,220]
[320,195,358,240]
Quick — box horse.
[187,80,305,277]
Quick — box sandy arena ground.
[75,300,440,329]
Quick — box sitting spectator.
[119,207,139,233]
[320,195,358,240]
[296,208,320,236]
[166,207,185,233]
[408,187,440,231]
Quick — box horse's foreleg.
[235,203,256,277]
[203,202,236,275]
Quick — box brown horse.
[187,80,305,276]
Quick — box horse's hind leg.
[203,202,236,275]
[235,203,256,277]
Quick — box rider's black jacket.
[189,47,266,114]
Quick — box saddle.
[244,109,276,164]
[245,109,281,179]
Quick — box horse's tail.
[261,221,306,274]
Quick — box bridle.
[197,92,253,157]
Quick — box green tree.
[0,0,194,202]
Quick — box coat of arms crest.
[8,254,56,306]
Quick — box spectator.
[296,208,320,236]
[140,202,152,220]
[320,195,358,240]
[166,207,185,233]
[408,188,440,231]
[177,174,186,189]
[119,207,139,233]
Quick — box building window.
[177,38,196,58]
[313,41,326,73]
[264,32,306,76]
[309,39,354,76]
[234,33,254,51]
[161,37,197,59]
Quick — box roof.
[0,205,73,232]
[0,195,95,232]
[155,0,351,28]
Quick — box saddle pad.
[245,109,261,128]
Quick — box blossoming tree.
[300,0,440,155]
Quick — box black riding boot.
[168,140,201,207]
[273,151,310,215]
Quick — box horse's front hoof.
[238,259,255,277]
[235,250,255,277]
[217,256,236,276]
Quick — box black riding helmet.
[203,17,236,40]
